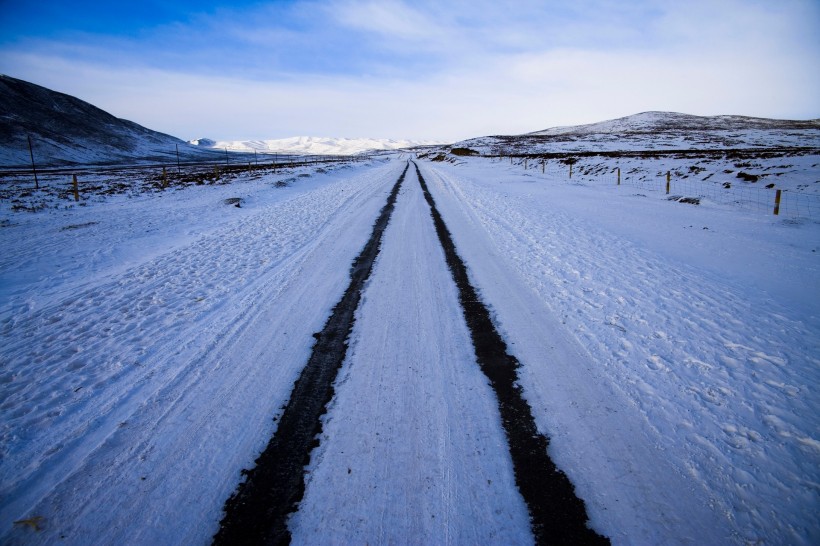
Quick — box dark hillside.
[0,75,222,167]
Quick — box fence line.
[3,139,373,182]
[496,155,820,219]
[0,153,372,209]
[1,153,368,191]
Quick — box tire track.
[287,166,533,543]
[213,163,409,545]
[413,161,609,545]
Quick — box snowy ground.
[420,157,819,544]
[290,171,532,543]
[1,155,818,544]
[0,159,404,543]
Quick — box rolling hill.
[456,111,820,155]
[0,75,230,168]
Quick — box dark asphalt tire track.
[213,163,409,545]
[414,161,609,545]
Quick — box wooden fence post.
[666,171,671,194]
[27,135,39,190]
[524,158,528,169]
[569,163,573,179]
[773,189,782,215]
[72,174,79,201]
[542,160,545,174]
[617,167,621,185]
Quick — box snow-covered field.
[420,157,819,544]
[1,155,818,544]
[0,159,404,543]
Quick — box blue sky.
[1,0,818,141]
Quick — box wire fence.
[0,152,371,211]
[496,156,820,219]
[1,151,365,178]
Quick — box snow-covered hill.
[0,75,231,168]
[529,111,820,136]
[457,111,820,154]
[435,112,820,196]
[188,135,443,156]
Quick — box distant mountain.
[456,111,820,155]
[188,138,217,147]
[0,75,226,167]
[527,111,820,136]
[189,135,443,156]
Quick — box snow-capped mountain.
[188,138,217,147]
[456,111,820,154]
[1,75,423,168]
[0,75,229,167]
[188,135,443,156]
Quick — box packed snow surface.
[421,157,819,544]
[290,169,533,543]
[1,155,818,545]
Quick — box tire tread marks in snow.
[413,162,609,546]
[213,163,409,546]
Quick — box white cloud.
[1,0,817,141]
[330,0,441,41]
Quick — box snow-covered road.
[1,160,405,544]
[420,158,819,545]
[1,156,818,545]
[291,167,533,543]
